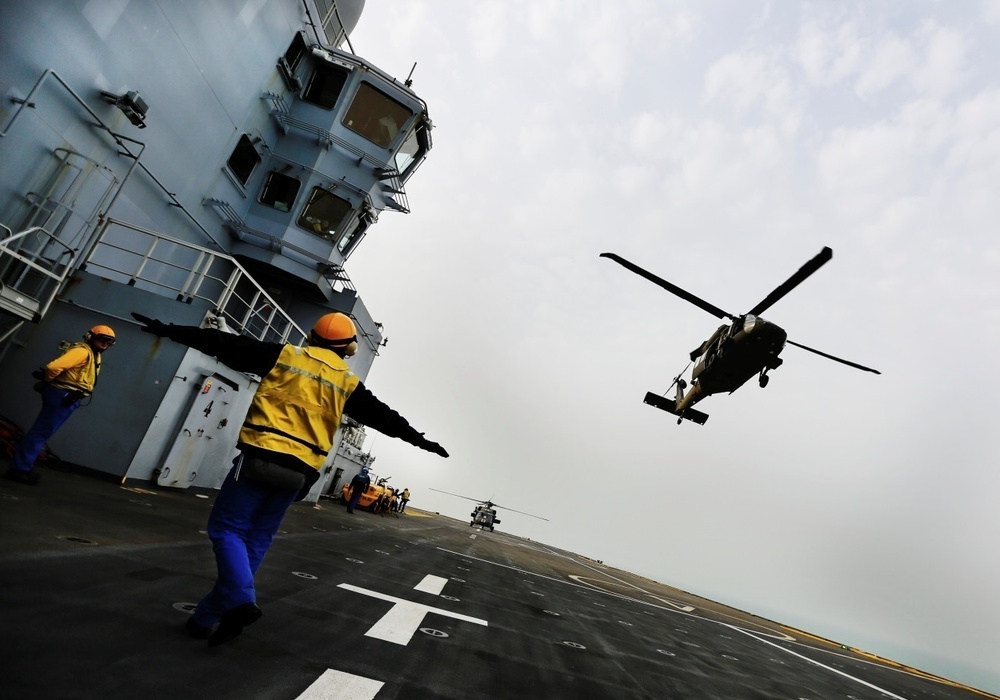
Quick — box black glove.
[131,312,170,337]
[418,437,449,458]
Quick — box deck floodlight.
[100,90,148,129]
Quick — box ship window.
[259,171,301,212]
[227,134,261,187]
[283,32,307,71]
[337,218,368,255]
[302,62,349,110]
[394,121,429,178]
[343,83,413,148]
[297,187,352,240]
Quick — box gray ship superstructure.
[0,0,430,498]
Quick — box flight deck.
[0,465,992,700]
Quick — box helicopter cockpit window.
[259,171,301,212]
[297,187,352,240]
[302,62,350,110]
[342,83,413,148]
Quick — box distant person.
[399,487,410,513]
[3,324,116,485]
[130,311,447,646]
[346,466,371,514]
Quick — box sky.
[342,1,1000,693]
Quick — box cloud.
[795,18,866,85]
[703,51,801,133]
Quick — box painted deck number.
[337,575,487,645]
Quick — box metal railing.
[0,226,76,318]
[82,218,306,344]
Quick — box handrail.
[83,218,307,344]
[0,226,76,322]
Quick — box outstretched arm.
[131,313,283,376]
[344,383,448,457]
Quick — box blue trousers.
[10,386,81,472]
[191,458,298,628]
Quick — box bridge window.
[302,62,349,109]
[259,171,301,212]
[394,121,430,179]
[337,219,368,256]
[343,83,413,148]
[297,187,352,240]
[227,134,261,187]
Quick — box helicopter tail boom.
[643,392,709,425]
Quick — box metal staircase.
[0,225,76,343]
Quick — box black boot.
[2,468,40,485]
[185,617,212,639]
[207,603,262,647]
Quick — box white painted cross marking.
[338,583,488,645]
[413,574,448,595]
[294,669,384,700]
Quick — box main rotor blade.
[429,488,484,503]
[600,253,733,320]
[786,340,881,374]
[747,247,833,317]
[492,503,550,521]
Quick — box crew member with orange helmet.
[3,324,116,485]
[130,310,448,646]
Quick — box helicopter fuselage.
[677,315,787,410]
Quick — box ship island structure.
[0,0,423,497]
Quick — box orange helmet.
[311,313,358,356]
[87,324,116,345]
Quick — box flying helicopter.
[600,247,880,425]
[429,489,549,532]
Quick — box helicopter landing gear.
[758,370,770,388]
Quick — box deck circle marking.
[346,558,364,564]
[656,649,676,656]
[457,566,470,571]
[375,549,391,555]
[172,602,198,613]
[450,577,466,583]
[419,628,448,638]
[561,641,586,649]
[618,620,633,626]
[440,595,460,602]
[292,571,318,580]
[531,591,545,597]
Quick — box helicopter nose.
[750,318,787,347]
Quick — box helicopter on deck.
[430,489,549,532]
[601,247,880,425]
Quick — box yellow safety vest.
[48,343,100,394]
[239,345,360,469]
